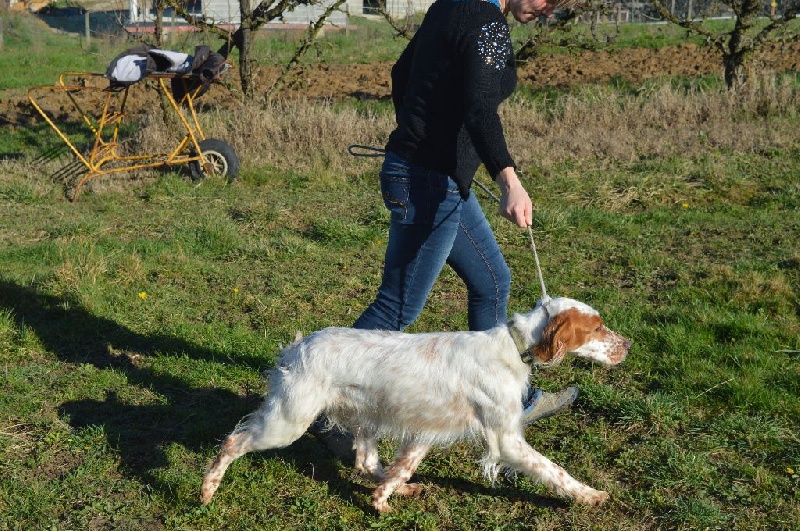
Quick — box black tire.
[189,138,239,181]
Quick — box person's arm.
[391,34,417,121]
[461,16,531,227]
[461,14,515,174]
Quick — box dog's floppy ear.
[533,311,570,365]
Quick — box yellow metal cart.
[28,68,239,201]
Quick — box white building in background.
[128,0,354,25]
[344,0,433,17]
[127,0,432,26]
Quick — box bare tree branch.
[649,0,726,53]
[514,8,587,64]
[161,0,312,57]
[267,0,348,99]
[372,0,416,39]
[754,0,800,48]
[650,0,800,88]
[161,0,233,38]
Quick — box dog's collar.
[508,323,534,365]
[509,303,550,366]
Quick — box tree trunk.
[722,5,757,89]
[239,0,255,98]
[154,0,165,47]
[723,52,746,89]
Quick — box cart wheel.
[189,138,239,181]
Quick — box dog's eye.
[594,326,602,333]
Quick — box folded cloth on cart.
[105,44,227,89]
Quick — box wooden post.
[85,11,91,45]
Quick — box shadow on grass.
[0,278,360,505]
[0,278,574,512]
[411,471,569,510]
[246,444,567,513]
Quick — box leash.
[347,144,386,158]
[348,144,550,304]
[526,225,550,305]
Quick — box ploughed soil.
[3,39,800,128]
[262,40,800,100]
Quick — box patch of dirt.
[263,40,799,101]
[3,40,799,128]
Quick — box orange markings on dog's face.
[533,308,630,366]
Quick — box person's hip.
[380,151,461,225]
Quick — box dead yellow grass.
[504,74,799,170]
[132,75,798,182]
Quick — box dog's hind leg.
[497,432,608,506]
[200,397,322,505]
[201,430,253,504]
[371,442,429,513]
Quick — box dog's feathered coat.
[201,297,630,512]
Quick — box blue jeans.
[354,152,511,332]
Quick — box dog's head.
[531,297,630,366]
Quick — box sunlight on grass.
[1,11,799,529]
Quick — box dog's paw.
[200,480,218,505]
[372,499,393,514]
[395,482,423,497]
[579,489,608,506]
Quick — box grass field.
[1,9,799,531]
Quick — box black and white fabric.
[105,44,227,96]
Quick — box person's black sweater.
[386,0,517,199]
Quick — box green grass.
[1,122,798,529]
[0,13,107,91]
[1,9,799,531]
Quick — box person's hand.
[495,167,532,228]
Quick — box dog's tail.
[277,331,304,350]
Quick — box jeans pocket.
[381,176,410,222]
[380,153,412,223]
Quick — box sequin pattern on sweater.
[477,21,512,71]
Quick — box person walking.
[312,0,579,459]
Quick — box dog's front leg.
[499,433,608,506]
[371,442,429,513]
[355,435,385,481]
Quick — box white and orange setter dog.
[201,297,630,512]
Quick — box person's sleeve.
[460,17,516,178]
[391,35,417,122]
